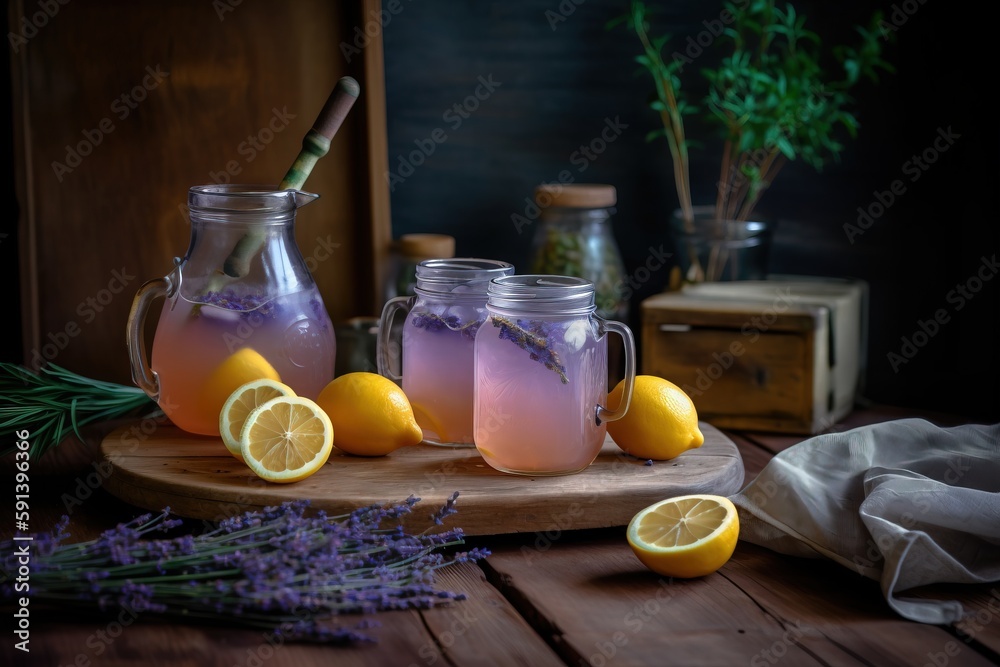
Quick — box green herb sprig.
[0,363,156,461]
[612,0,895,276]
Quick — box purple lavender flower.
[0,496,487,645]
[411,311,484,340]
[193,289,277,319]
[491,316,569,383]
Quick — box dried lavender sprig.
[491,316,569,384]
[0,495,489,643]
[411,311,484,340]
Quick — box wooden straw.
[221,76,361,278]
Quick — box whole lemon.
[200,348,281,434]
[607,375,704,460]
[315,372,424,456]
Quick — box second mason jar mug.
[377,258,515,447]
[473,275,636,476]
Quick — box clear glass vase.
[670,205,774,283]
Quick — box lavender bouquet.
[0,493,487,643]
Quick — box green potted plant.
[613,0,894,283]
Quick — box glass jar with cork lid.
[386,233,456,301]
[528,184,628,322]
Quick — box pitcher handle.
[376,295,414,382]
[596,319,636,424]
[126,277,169,401]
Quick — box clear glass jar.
[529,184,628,321]
[670,205,774,283]
[473,275,636,476]
[127,185,336,436]
[377,258,514,447]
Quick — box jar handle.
[376,295,414,382]
[126,276,170,402]
[596,319,636,424]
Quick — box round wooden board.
[100,422,745,536]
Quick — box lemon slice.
[220,379,297,462]
[627,494,739,578]
[240,396,334,483]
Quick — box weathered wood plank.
[419,563,565,666]
[482,532,999,667]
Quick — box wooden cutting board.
[100,422,745,536]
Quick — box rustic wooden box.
[9,0,391,386]
[641,278,867,434]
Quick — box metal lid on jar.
[486,275,596,315]
[415,258,515,295]
[534,183,616,209]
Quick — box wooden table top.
[5,404,999,667]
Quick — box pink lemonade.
[151,287,335,435]
[401,306,483,446]
[474,316,608,475]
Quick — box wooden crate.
[9,0,391,385]
[641,278,867,434]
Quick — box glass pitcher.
[473,275,636,476]
[127,184,336,436]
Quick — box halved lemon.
[220,378,297,462]
[240,396,334,483]
[627,494,739,578]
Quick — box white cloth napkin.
[729,418,1000,624]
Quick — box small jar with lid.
[528,184,628,322]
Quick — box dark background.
[3,0,997,421]
[378,0,998,421]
